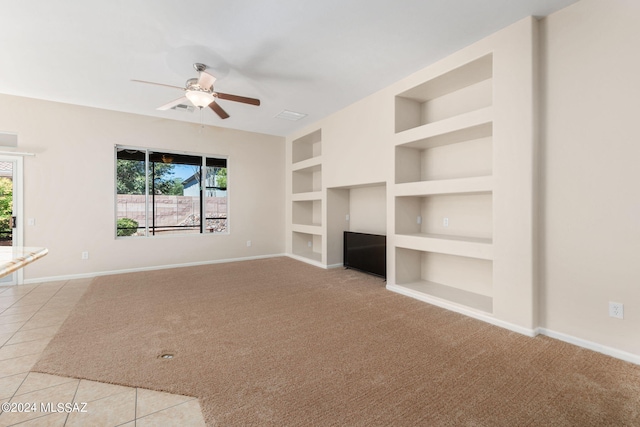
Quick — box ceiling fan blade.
[216,92,261,106]
[131,79,184,91]
[157,96,189,111]
[209,101,230,119]
[197,70,216,91]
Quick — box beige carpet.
[34,257,640,426]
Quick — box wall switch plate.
[346,214,350,221]
[308,241,312,247]
[417,215,422,225]
[609,302,624,319]
[27,218,35,226]
[246,240,251,247]
[443,217,449,227]
[81,251,89,260]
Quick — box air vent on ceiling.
[172,104,195,113]
[275,110,307,121]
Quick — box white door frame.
[0,155,24,285]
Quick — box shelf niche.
[292,129,322,164]
[395,54,493,133]
[292,231,322,263]
[395,247,493,313]
[327,184,386,266]
[395,192,492,241]
[292,164,322,194]
[292,199,322,227]
[395,122,492,184]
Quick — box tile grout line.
[0,281,88,424]
[0,282,72,354]
[134,397,200,423]
[62,372,82,427]
[1,325,61,347]
[12,373,79,398]
[6,412,55,427]
[0,281,73,401]
[0,290,33,316]
[0,347,48,363]
[134,387,138,427]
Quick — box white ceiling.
[0,0,578,137]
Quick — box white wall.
[0,94,285,281]
[540,0,640,356]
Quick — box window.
[115,146,227,237]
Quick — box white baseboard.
[387,284,640,366]
[23,253,287,285]
[386,283,538,337]
[537,328,640,366]
[285,254,344,270]
[286,254,326,269]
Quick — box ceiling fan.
[132,63,260,119]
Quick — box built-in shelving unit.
[393,53,495,313]
[290,130,323,264]
[286,18,537,335]
[395,246,493,313]
[292,129,322,163]
[292,199,322,227]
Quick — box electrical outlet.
[346,214,350,221]
[81,251,89,260]
[27,218,35,226]
[246,240,251,247]
[443,217,449,227]
[308,241,312,247]
[609,302,624,319]
[417,215,422,225]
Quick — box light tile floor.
[0,279,207,426]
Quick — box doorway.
[0,156,23,285]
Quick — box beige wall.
[349,185,386,235]
[0,94,285,280]
[540,0,640,355]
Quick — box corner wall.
[0,94,285,281]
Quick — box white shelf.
[292,156,322,172]
[290,128,323,269]
[395,107,493,148]
[395,176,493,197]
[292,230,323,265]
[292,129,322,163]
[389,280,493,313]
[290,251,322,264]
[395,233,493,260]
[292,163,322,194]
[394,54,493,133]
[292,199,322,228]
[292,224,323,235]
[396,54,493,103]
[291,191,322,202]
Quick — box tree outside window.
[115,147,227,237]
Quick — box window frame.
[114,145,229,238]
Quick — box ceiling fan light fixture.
[186,90,215,108]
